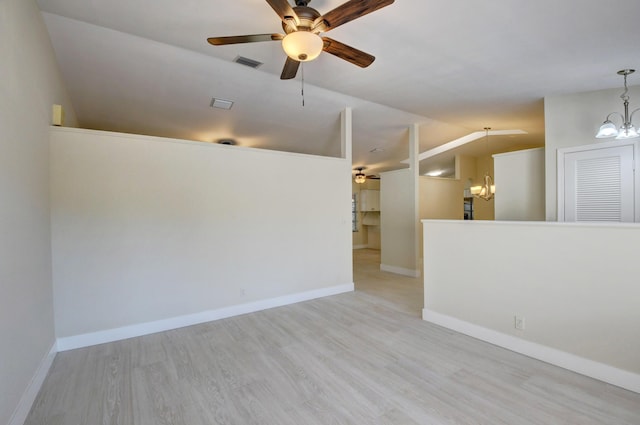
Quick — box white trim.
[57,283,354,351]
[421,218,640,229]
[352,244,368,250]
[493,147,544,159]
[380,263,420,277]
[401,129,527,164]
[556,139,640,222]
[422,308,640,394]
[8,343,57,425]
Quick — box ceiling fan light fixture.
[426,170,444,177]
[354,167,367,184]
[282,31,323,62]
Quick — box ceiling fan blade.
[322,37,375,68]
[280,57,300,79]
[317,0,394,32]
[207,34,283,45]
[265,0,300,26]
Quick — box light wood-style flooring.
[25,249,640,424]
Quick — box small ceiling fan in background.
[354,167,379,184]
[207,0,395,79]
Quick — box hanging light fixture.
[596,69,640,140]
[354,167,367,184]
[470,127,496,201]
[282,31,323,62]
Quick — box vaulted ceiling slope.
[37,0,640,175]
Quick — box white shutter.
[563,145,634,222]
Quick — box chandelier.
[470,127,495,201]
[596,69,639,140]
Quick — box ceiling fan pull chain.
[301,62,305,107]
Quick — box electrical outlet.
[514,315,525,330]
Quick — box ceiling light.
[217,139,236,145]
[354,167,367,184]
[426,170,444,177]
[470,128,496,201]
[282,31,323,62]
[470,174,496,200]
[596,69,640,140]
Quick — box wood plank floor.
[25,249,640,424]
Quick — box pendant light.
[596,69,640,140]
[469,127,496,201]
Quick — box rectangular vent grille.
[233,56,263,68]
[210,98,234,110]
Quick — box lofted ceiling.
[36,0,640,176]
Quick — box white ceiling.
[37,0,640,176]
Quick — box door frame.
[557,139,640,222]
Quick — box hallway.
[353,248,423,317]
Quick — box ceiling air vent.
[210,98,234,110]
[233,56,263,69]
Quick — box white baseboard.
[8,342,57,425]
[380,263,420,277]
[422,308,640,394]
[352,244,368,250]
[57,283,354,351]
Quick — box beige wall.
[419,177,464,220]
[380,168,419,275]
[423,220,640,391]
[419,153,495,223]
[545,84,640,220]
[494,148,545,221]
[0,0,77,423]
[50,127,352,339]
[352,179,380,249]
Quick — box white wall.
[494,148,545,221]
[0,0,77,423]
[423,220,640,392]
[50,128,352,340]
[380,168,419,276]
[545,85,640,220]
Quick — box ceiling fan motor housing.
[282,6,322,34]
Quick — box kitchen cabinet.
[359,189,380,211]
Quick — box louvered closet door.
[564,145,634,222]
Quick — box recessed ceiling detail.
[210,98,234,110]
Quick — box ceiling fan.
[207,0,394,80]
